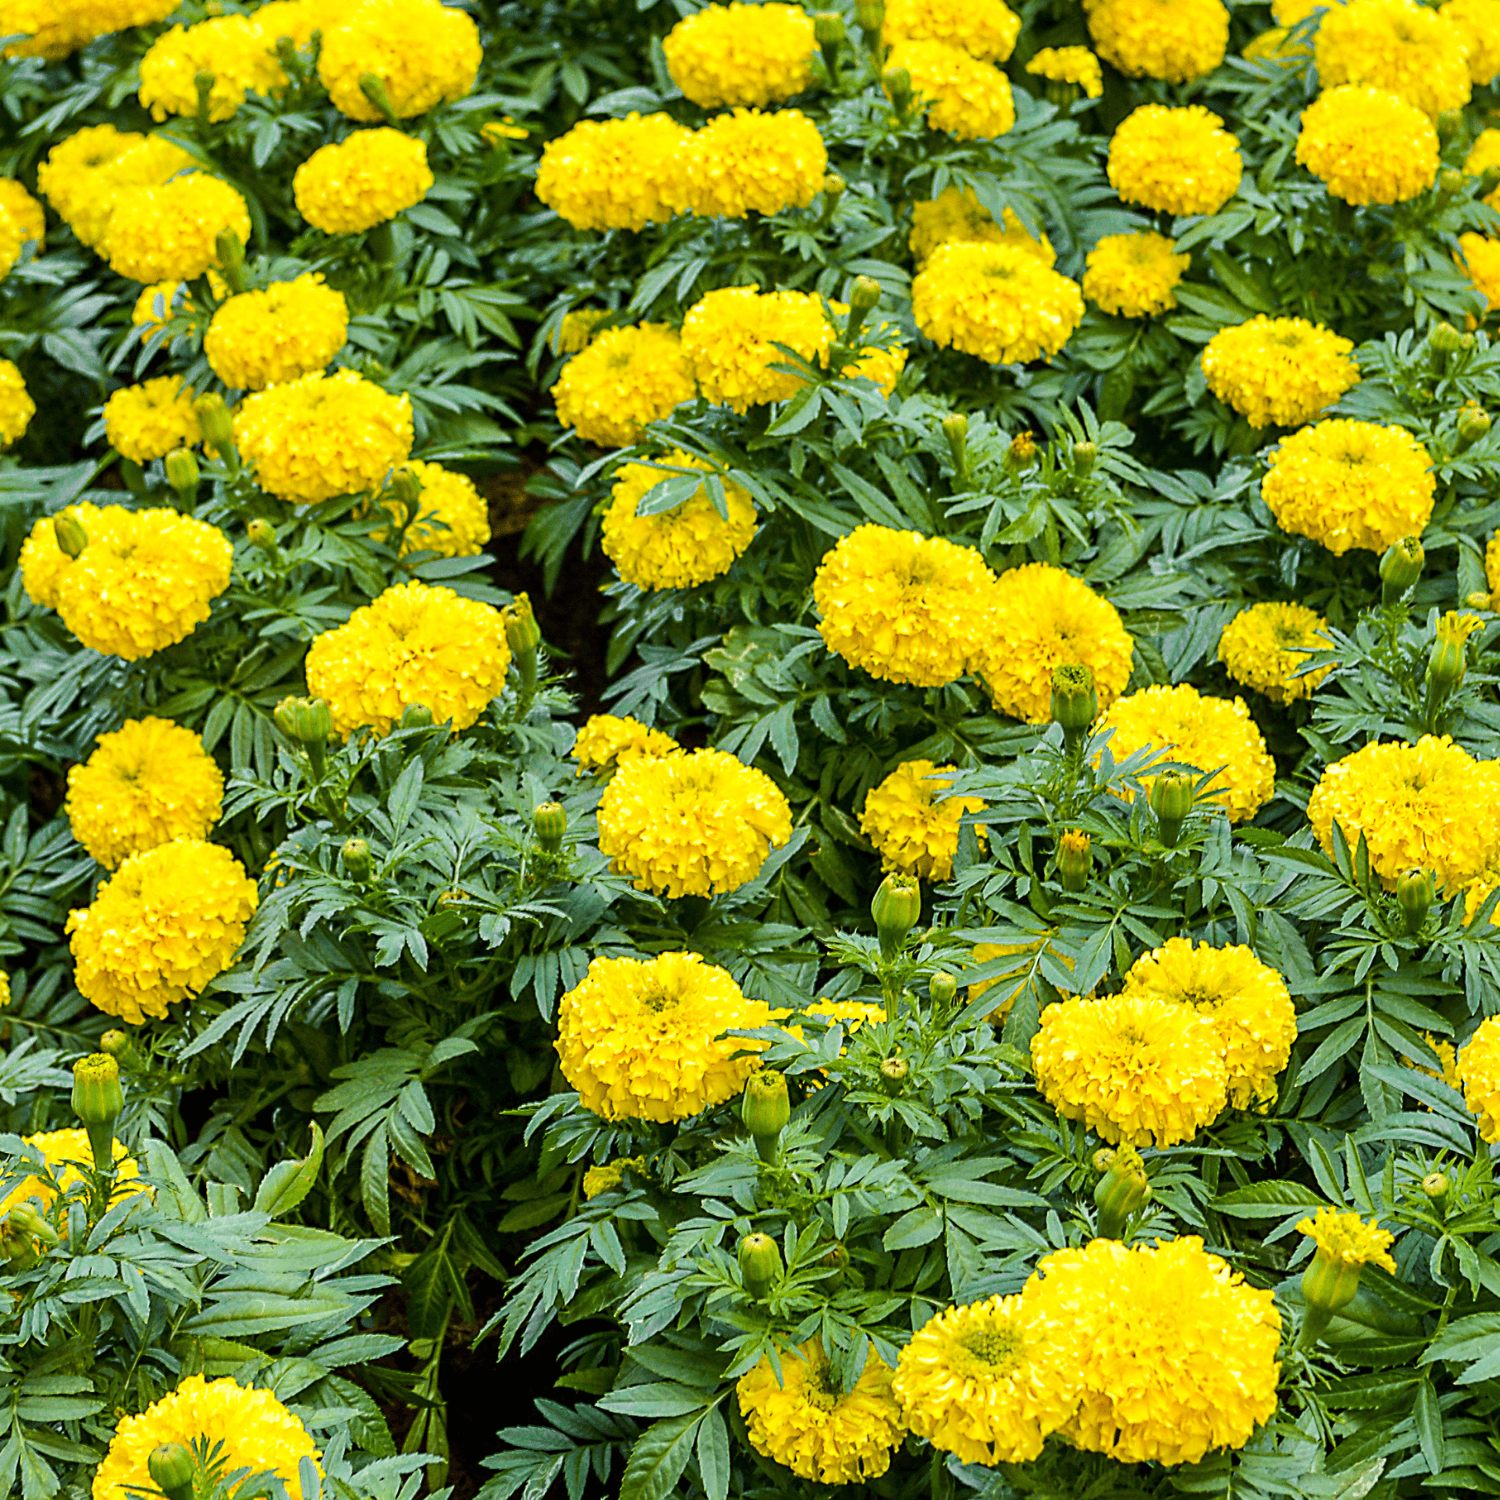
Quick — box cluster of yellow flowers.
[1201,317,1361,429]
[860,760,985,881]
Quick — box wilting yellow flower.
[1296,86,1438,204]
[1296,1207,1397,1272]
[92,1376,321,1500]
[1025,45,1104,96]
[318,0,481,119]
[138,16,280,122]
[102,174,251,283]
[582,1156,646,1198]
[535,114,690,232]
[680,287,825,411]
[67,840,258,1024]
[556,951,772,1121]
[597,748,792,897]
[1099,683,1276,823]
[604,454,758,590]
[1459,233,1500,316]
[294,128,433,234]
[376,460,491,558]
[664,3,815,107]
[1308,736,1500,893]
[1457,1015,1500,1140]
[860,759,985,881]
[571,713,680,774]
[305,581,511,738]
[1086,0,1228,83]
[682,107,826,218]
[554,308,609,351]
[65,718,223,870]
[739,1340,905,1483]
[1261,419,1434,554]
[909,187,1054,265]
[1316,0,1470,117]
[1218,602,1333,703]
[1107,104,1242,216]
[1443,0,1500,83]
[204,274,348,390]
[234,369,413,504]
[0,359,32,447]
[1082,232,1189,317]
[973,562,1133,724]
[883,0,1020,61]
[102,376,200,463]
[1027,1236,1281,1464]
[0,1129,143,1220]
[553,323,697,445]
[886,41,1015,139]
[813,524,998,687]
[1201,316,1359,429]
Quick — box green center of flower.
[803,1363,840,1412]
[983,266,1015,281]
[639,986,678,1013]
[963,1327,1020,1369]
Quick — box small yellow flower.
[1081,232,1189,318]
[102,376,200,463]
[535,114,690,232]
[681,108,827,219]
[859,759,985,882]
[571,714,680,775]
[1296,1208,1397,1273]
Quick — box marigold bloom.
[1107,104,1242,217]
[556,951,772,1121]
[1459,233,1500,315]
[582,1156,646,1198]
[102,175,250,283]
[883,0,1020,61]
[1307,736,1500,893]
[571,713,680,774]
[67,840,257,1024]
[1218,602,1332,703]
[536,114,690,232]
[139,16,279,121]
[1443,0,1500,83]
[0,1128,142,1220]
[597,748,792,897]
[0,359,35,448]
[886,41,1015,139]
[1466,130,1500,207]
[1100,683,1276,823]
[973,562,1133,724]
[0,179,44,249]
[1261,419,1434,555]
[102,376,200,463]
[92,1376,321,1500]
[682,108,826,218]
[1025,45,1104,96]
[604,454,758,589]
[1085,0,1228,83]
[664,3,815,107]
[294,128,433,234]
[909,187,1054,265]
[860,760,985,881]
[813,525,998,687]
[893,1293,1078,1464]
[1202,316,1359,429]
[552,323,697,444]
[1457,1015,1500,1140]
[554,309,609,351]
[131,278,214,346]
[1027,1236,1281,1464]
[376,460,490,558]
[305,581,511,737]
[1296,1207,1397,1272]
[679,287,826,412]
[318,0,480,119]
[36,126,189,248]
[1316,0,1470,117]
[1082,231,1189,317]
[66,717,223,870]
[739,1340,905,1483]
[204,274,348,390]
[5,0,176,59]
[234,369,413,504]
[1296,86,1438,205]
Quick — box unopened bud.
[534,801,567,852]
[53,510,87,559]
[1456,403,1491,452]
[246,518,277,552]
[193,393,235,459]
[879,1055,909,1091]
[100,1030,148,1074]
[1481,164,1500,198]
[1073,441,1097,475]
[5,1203,59,1249]
[1438,109,1463,147]
[164,447,199,495]
[854,0,883,35]
[872,872,920,960]
[213,228,244,290]
[742,1069,791,1155]
[1379,535,1424,605]
[72,1053,123,1130]
[1427,632,1467,696]
[1397,868,1434,935]
[1430,321,1466,360]
[1148,771,1195,847]
[1438,167,1466,199]
[929,971,956,1008]
[1057,829,1092,893]
[400,702,434,729]
[1091,1148,1116,1174]
[505,593,543,655]
[1094,1142,1151,1239]
[342,838,372,882]
[358,72,400,123]
[822,172,845,207]
[1300,1245,1364,1318]
[1050,663,1097,743]
[1006,430,1037,471]
[738,1232,783,1299]
[273,696,333,748]
[813,9,844,44]
[883,66,912,115]
[148,1443,197,1500]
[941,411,968,480]
[849,276,881,316]
[1422,1172,1450,1215]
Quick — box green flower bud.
[100,1029,148,1074]
[742,1068,791,1156]
[213,227,244,293]
[193,393,235,459]
[358,72,400,124]
[1456,404,1492,452]
[245,518,277,552]
[1422,1172,1450,1216]
[1427,633,1467,696]
[5,1204,59,1248]
[738,1232,783,1299]
[1438,109,1463,147]
[72,1053,124,1130]
[342,838,373,882]
[854,0,883,35]
[1049,663,1097,743]
[883,66,912,114]
[164,447,199,495]
[534,801,567,852]
[1482,164,1500,198]
[1147,771,1195,847]
[1094,1142,1151,1240]
[400,702,434,729]
[941,412,968,480]
[1379,535,1424,605]
[148,1442,197,1500]
[1438,167,1466,198]
[849,275,881,316]
[273,696,333,749]
[1057,828,1092,893]
[872,873,920,960]
[1301,1246,1363,1318]
[1396,868,1434,935]
[929,971,957,1008]
[879,1055,908,1093]
[1091,1147,1116,1174]
[1429,321,1466,358]
[1073,440,1097,475]
[505,592,543,655]
[813,9,844,43]
[53,510,88,559]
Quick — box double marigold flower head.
[205,274,349,391]
[1296,87,1439,205]
[886,41,1015,140]
[375,460,491,559]
[139,16,283,123]
[1202,316,1360,429]
[1107,104,1242,217]
[663,2,815,108]
[1219,602,1333,703]
[909,187,1054,266]
[318,0,481,120]
[102,376,200,463]
[883,0,1021,62]
[681,108,827,219]
[860,759,985,882]
[102,174,251,283]
[553,323,697,444]
[294,128,433,234]
[1085,0,1228,83]
[1315,0,1471,119]
[0,359,33,448]
[1456,1014,1500,1140]
[1082,231,1190,318]
[536,114,691,232]
[571,713,680,774]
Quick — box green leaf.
[696,1406,729,1500]
[1213,1181,1326,1218]
[1415,1375,1445,1475]
[618,1412,702,1500]
[254,1122,325,1219]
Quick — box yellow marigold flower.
[604,453,758,590]
[92,1375,321,1500]
[204,274,348,391]
[1409,1031,1463,1089]
[1107,104,1242,217]
[0,359,34,447]
[132,279,207,345]
[883,0,1020,62]
[1486,528,1500,599]
[47,130,197,249]
[65,717,224,870]
[1100,683,1276,823]
[305,581,511,738]
[582,1156,646,1198]
[1027,1236,1281,1464]
[102,174,250,284]
[1120,937,1296,1109]
[1201,316,1359,429]
[1297,1207,1397,1272]
[860,759,985,881]
[972,562,1133,724]
[1296,86,1438,205]
[234,368,413,504]
[813,524,998,687]
[1261,419,1434,555]
[67,840,257,1025]
[556,950,772,1120]
[1316,0,1470,117]
[1443,0,1500,83]
[571,713,680,774]
[253,0,347,52]
[0,179,44,250]
[294,128,432,234]
[139,16,279,122]
[597,748,792,897]
[19,505,231,659]
[554,308,609,352]
[5,0,177,59]
[886,41,1015,140]
[909,186,1054,265]
[1466,128,1500,209]
[1307,735,1500,893]
[1082,231,1189,317]
[318,0,480,120]
[0,206,27,281]
[912,242,1084,364]
[892,1291,1079,1464]
[1457,1015,1500,1140]
[376,460,491,558]
[1025,45,1104,97]
[552,323,696,444]
[102,376,200,463]
[739,1340,904,1483]
[664,3,815,107]
[1085,0,1228,83]
[0,1128,143,1220]
[535,114,690,232]
[1459,232,1500,316]
[682,108,826,218]
[1218,602,1332,703]
[679,287,825,412]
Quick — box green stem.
[85,1121,116,1221]
[1296,1304,1334,1351]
